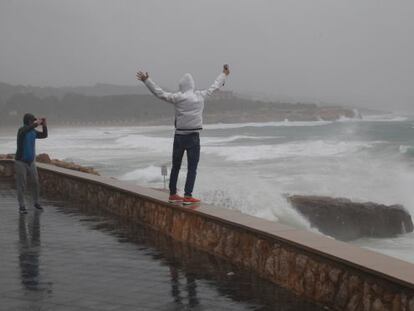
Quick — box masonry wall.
[1,159,413,311]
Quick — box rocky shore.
[0,153,100,175]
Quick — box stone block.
[336,275,349,309]
[409,297,414,311]
[278,249,291,284]
[372,298,385,311]
[347,293,362,311]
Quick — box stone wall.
[1,159,413,311]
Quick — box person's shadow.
[19,211,42,290]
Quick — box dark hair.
[23,113,35,125]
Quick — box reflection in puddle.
[18,211,53,294]
[0,175,324,310]
[56,202,324,310]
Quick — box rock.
[287,195,413,241]
[36,153,51,163]
[0,153,15,160]
[50,159,100,176]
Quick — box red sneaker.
[183,196,201,205]
[168,194,184,203]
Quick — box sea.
[1,114,414,263]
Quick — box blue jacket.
[15,124,48,163]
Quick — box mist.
[1,0,413,113]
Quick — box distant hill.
[0,82,357,127]
[0,82,148,101]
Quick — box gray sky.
[1,0,413,112]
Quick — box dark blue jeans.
[169,133,200,196]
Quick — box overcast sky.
[0,0,413,112]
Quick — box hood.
[23,113,35,126]
[179,73,195,93]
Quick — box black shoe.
[34,203,43,211]
[19,207,28,214]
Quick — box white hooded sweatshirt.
[144,73,226,134]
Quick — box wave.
[196,174,318,232]
[202,135,279,145]
[115,134,278,150]
[361,114,408,122]
[400,145,410,154]
[119,165,165,183]
[203,140,374,162]
[115,135,172,152]
[203,120,333,130]
[203,115,409,130]
[0,140,16,153]
[352,232,414,264]
[399,145,414,157]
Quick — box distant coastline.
[1,81,359,128]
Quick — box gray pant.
[15,161,40,208]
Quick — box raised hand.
[223,64,230,76]
[136,71,149,82]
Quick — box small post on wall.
[161,165,168,190]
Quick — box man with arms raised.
[137,65,230,205]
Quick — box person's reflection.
[170,266,182,305]
[185,273,199,308]
[169,266,199,308]
[19,211,41,290]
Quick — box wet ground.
[0,179,325,311]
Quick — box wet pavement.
[0,179,324,311]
